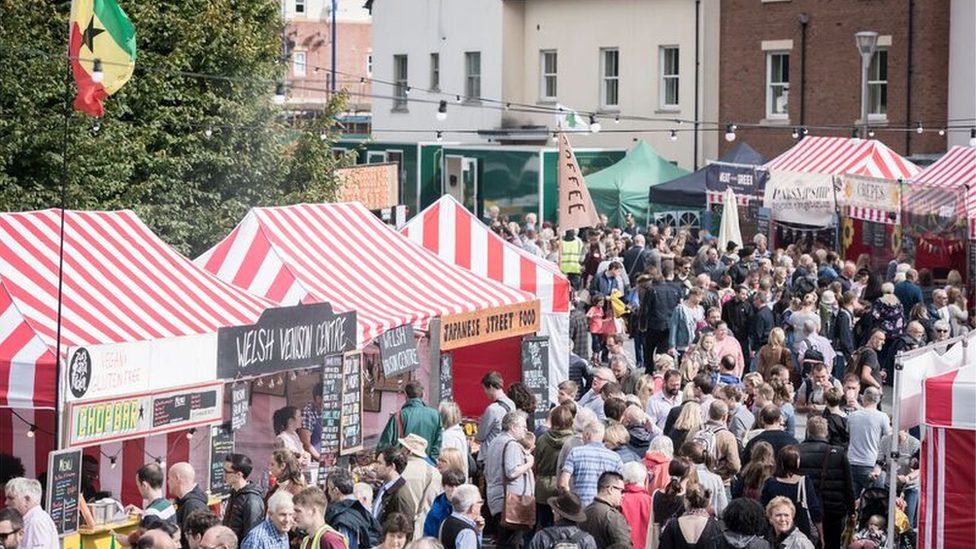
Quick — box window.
[867,49,887,118]
[366,53,373,77]
[465,52,481,100]
[430,53,440,90]
[600,48,619,109]
[292,51,306,77]
[294,0,305,14]
[393,54,408,110]
[660,46,679,109]
[540,50,557,101]
[766,51,790,119]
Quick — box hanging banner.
[440,300,541,351]
[763,170,837,226]
[841,175,901,225]
[377,324,421,378]
[557,132,600,231]
[705,163,769,200]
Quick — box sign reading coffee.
[217,303,356,379]
[378,324,421,377]
[440,300,541,351]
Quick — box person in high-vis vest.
[560,229,584,291]
[294,488,348,549]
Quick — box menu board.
[340,352,363,455]
[153,387,219,429]
[439,352,453,402]
[231,383,250,432]
[46,449,82,535]
[208,425,235,497]
[320,356,343,455]
[520,337,550,425]
[378,324,421,377]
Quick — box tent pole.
[885,353,903,549]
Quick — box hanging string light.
[916,121,924,134]
[91,59,104,83]
[435,131,442,142]
[724,123,737,142]
[273,82,286,105]
[204,124,213,138]
[669,130,678,141]
[436,100,448,121]
[589,115,601,134]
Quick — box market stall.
[400,194,570,406]
[196,202,541,423]
[763,137,919,256]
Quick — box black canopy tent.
[648,142,766,208]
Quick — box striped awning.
[907,147,976,237]
[196,203,537,346]
[706,190,753,207]
[0,210,273,409]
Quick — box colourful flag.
[557,132,600,231]
[69,0,136,116]
[555,104,590,133]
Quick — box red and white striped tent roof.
[400,195,570,315]
[908,147,976,235]
[196,203,537,346]
[0,210,274,410]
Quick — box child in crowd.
[587,294,607,360]
[849,515,887,549]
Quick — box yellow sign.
[73,397,147,443]
[440,300,541,351]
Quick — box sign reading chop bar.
[217,303,356,379]
[440,300,540,351]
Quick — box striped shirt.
[141,498,177,529]
[562,442,623,507]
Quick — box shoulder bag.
[500,440,536,530]
[796,476,822,548]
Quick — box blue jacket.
[590,272,619,297]
[894,281,923,317]
[667,304,696,351]
[423,493,452,538]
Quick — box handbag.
[796,476,822,548]
[500,441,536,530]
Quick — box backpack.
[845,347,869,377]
[550,530,589,549]
[690,424,726,459]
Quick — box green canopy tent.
[585,140,690,227]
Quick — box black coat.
[325,497,382,549]
[642,280,683,332]
[176,485,210,549]
[798,437,855,516]
[723,298,755,349]
[222,482,265,542]
[751,306,775,350]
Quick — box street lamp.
[855,31,879,140]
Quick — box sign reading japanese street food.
[439,300,541,351]
[68,382,223,447]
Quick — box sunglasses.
[936,329,949,333]
[0,530,21,542]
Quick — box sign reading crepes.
[841,175,901,224]
[338,163,399,209]
[440,300,541,351]
[68,382,223,447]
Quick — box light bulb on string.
[724,123,737,142]
[802,127,809,135]
[319,130,327,140]
[613,115,620,124]
[273,83,286,105]
[916,121,924,134]
[404,86,411,96]
[91,119,100,133]
[669,130,678,141]
[455,95,462,104]
[27,425,36,438]
[505,102,511,111]
[970,128,976,147]
[551,132,558,143]
[589,115,601,134]
[204,124,213,138]
[791,127,800,140]
[436,131,443,142]
[110,457,117,470]
[91,59,104,83]
[868,128,876,138]
[436,100,447,121]
[186,428,196,440]
[938,128,946,136]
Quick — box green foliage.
[0,0,354,256]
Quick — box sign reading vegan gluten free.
[45,449,82,535]
[217,303,356,379]
[378,324,421,377]
[520,337,550,424]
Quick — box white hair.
[450,484,481,513]
[621,462,648,485]
[267,490,293,514]
[4,478,41,503]
[582,420,605,442]
[648,435,674,459]
[574,407,597,432]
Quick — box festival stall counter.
[196,202,540,445]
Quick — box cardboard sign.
[231,383,250,432]
[320,356,343,455]
[217,303,356,379]
[46,449,82,535]
[440,300,541,351]
[208,425,235,497]
[340,352,363,455]
[521,337,550,425]
[764,171,837,226]
[68,382,223,447]
[378,324,421,378]
[439,353,453,402]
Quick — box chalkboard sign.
[439,352,453,402]
[340,352,363,455]
[378,324,421,377]
[208,425,235,497]
[231,383,250,431]
[153,387,219,429]
[320,356,343,455]
[873,222,887,249]
[45,449,81,535]
[520,337,550,424]
[756,207,771,242]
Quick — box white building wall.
[371,0,504,143]
[947,0,975,149]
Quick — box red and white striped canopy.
[925,364,976,430]
[908,147,976,236]
[196,203,536,346]
[400,195,570,315]
[0,210,273,409]
[765,136,920,178]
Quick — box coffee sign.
[217,303,356,379]
[378,324,421,377]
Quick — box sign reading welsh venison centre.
[217,302,357,379]
[68,382,223,447]
[440,300,540,351]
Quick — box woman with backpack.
[760,446,821,547]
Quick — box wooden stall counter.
[66,517,140,549]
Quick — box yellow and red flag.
[69,0,136,116]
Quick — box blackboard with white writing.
[378,324,421,377]
[217,303,356,379]
[152,387,219,429]
[231,383,250,431]
[439,352,453,402]
[320,356,343,455]
[208,425,235,497]
[340,353,363,455]
[46,449,81,535]
[521,337,550,425]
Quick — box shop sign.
[338,163,399,209]
[705,163,769,198]
[439,300,541,351]
[68,382,223,447]
[320,355,343,455]
[377,324,421,378]
[45,449,82,535]
[763,170,837,226]
[66,333,216,403]
[841,175,900,221]
[230,383,250,431]
[438,353,453,402]
[217,302,356,379]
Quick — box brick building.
[719,0,951,161]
